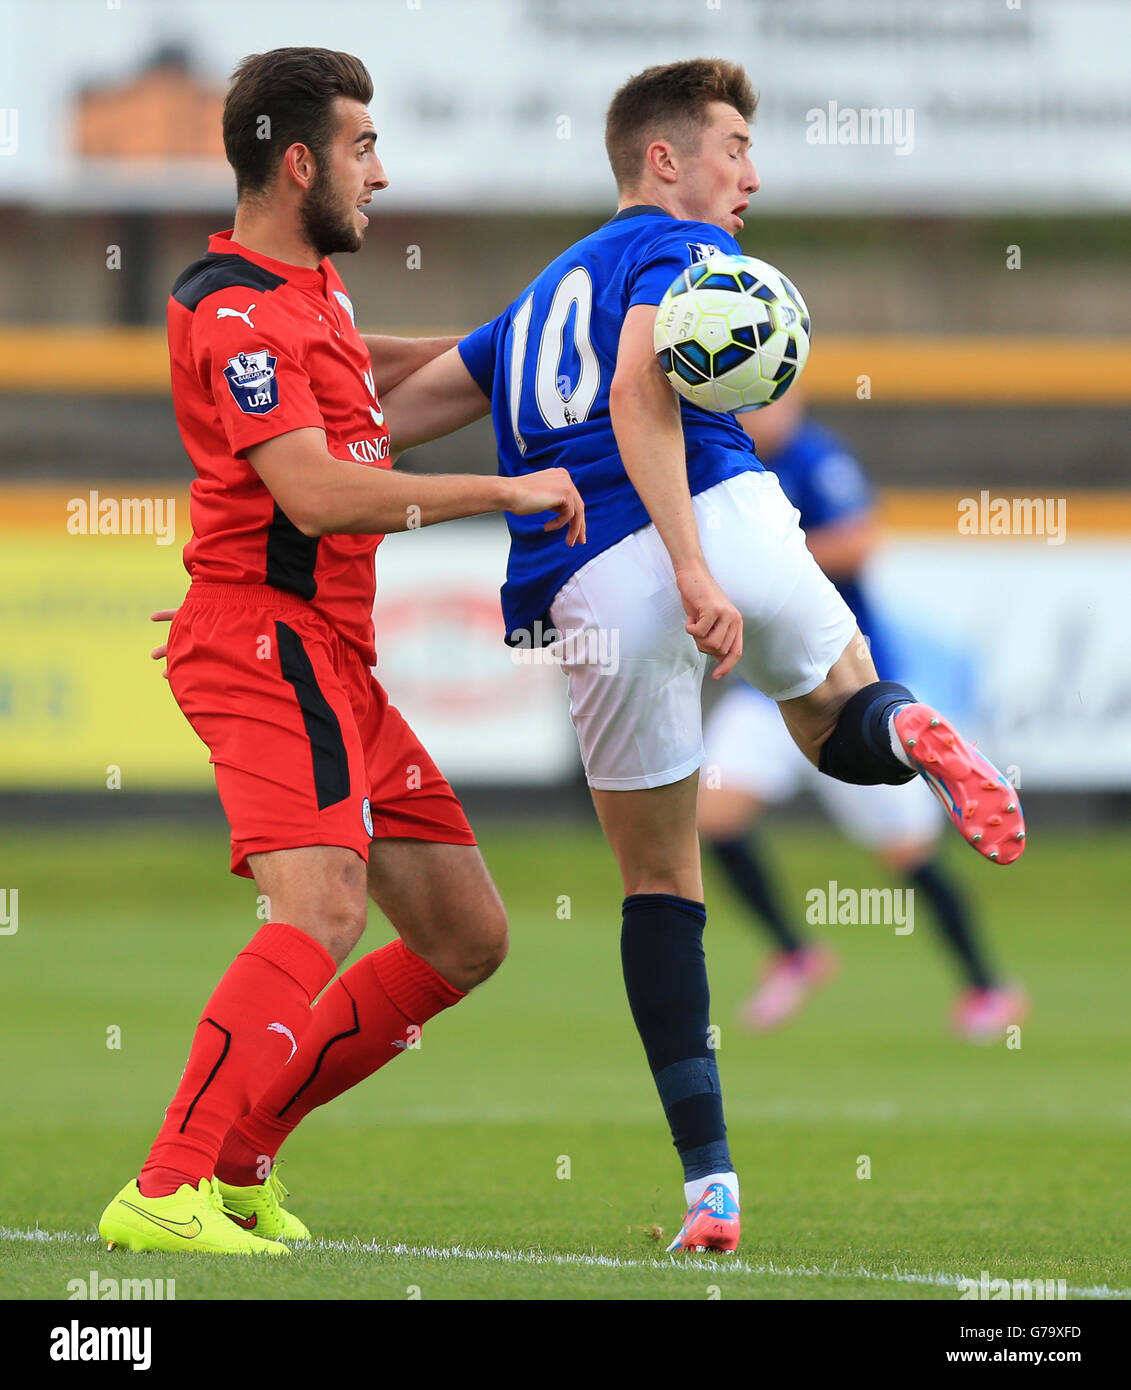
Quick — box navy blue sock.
[818,680,918,786]
[710,832,806,954]
[908,858,998,990]
[620,894,730,1182]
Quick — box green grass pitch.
[1,819,1128,1301]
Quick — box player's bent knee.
[817,680,918,787]
[445,907,510,991]
[474,936,510,986]
[273,894,367,966]
[318,898,369,962]
[470,910,511,984]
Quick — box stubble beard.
[299,164,362,259]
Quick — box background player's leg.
[882,839,1000,991]
[699,786,807,954]
[217,841,506,1184]
[138,844,360,1197]
[816,765,1027,1037]
[882,839,1027,1037]
[700,784,837,1030]
[591,775,737,1220]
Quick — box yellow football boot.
[216,1164,311,1242]
[98,1176,290,1255]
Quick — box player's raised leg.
[591,774,740,1254]
[777,633,1026,866]
[700,477,1024,865]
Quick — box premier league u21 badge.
[362,797,374,839]
[223,349,279,415]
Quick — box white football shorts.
[547,469,858,790]
[702,682,943,849]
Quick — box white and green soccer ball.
[653,253,811,413]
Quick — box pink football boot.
[891,704,1026,865]
[739,944,839,1032]
[953,984,1030,1041]
[665,1182,741,1254]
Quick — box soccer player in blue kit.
[381,58,1025,1253]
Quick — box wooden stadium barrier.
[2,329,1131,403]
[878,489,1131,534]
[3,485,1130,536]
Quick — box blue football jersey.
[751,417,897,681]
[458,205,762,643]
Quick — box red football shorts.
[167,582,476,877]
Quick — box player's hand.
[676,562,743,679]
[504,469,586,547]
[150,607,179,680]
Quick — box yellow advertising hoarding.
[0,486,211,788]
[4,483,1131,791]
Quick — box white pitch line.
[1,1227,1127,1300]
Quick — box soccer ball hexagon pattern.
[653,254,811,413]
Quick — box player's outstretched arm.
[246,427,584,543]
[609,304,742,678]
[361,333,461,395]
[380,345,492,453]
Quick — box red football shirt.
[167,229,392,665]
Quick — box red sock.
[138,923,336,1198]
[215,939,463,1185]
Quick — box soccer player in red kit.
[98,47,584,1254]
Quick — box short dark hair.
[223,47,373,200]
[604,58,757,190]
